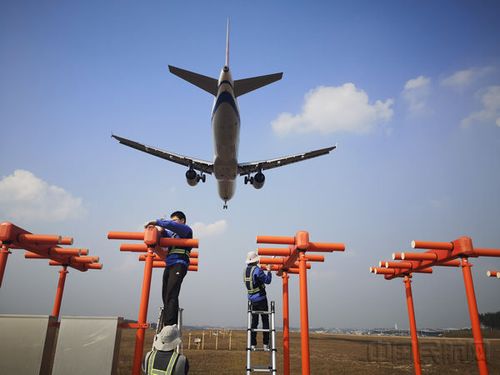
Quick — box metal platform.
[0,314,58,375]
[51,316,123,375]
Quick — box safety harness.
[147,350,179,375]
[244,265,266,297]
[168,247,190,256]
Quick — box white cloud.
[191,220,227,238]
[404,75,430,90]
[441,67,493,89]
[402,75,431,113]
[0,169,86,222]
[271,84,394,135]
[461,86,500,128]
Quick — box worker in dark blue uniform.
[145,211,193,327]
[243,250,272,350]
[142,324,189,374]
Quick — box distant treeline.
[479,311,500,329]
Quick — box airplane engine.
[252,172,265,189]
[186,169,199,186]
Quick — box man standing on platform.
[243,250,272,351]
[145,211,192,327]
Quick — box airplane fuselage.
[212,66,240,203]
[111,25,335,209]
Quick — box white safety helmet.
[153,324,181,351]
[246,251,259,264]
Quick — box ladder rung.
[249,347,271,352]
[252,366,273,372]
[250,310,272,315]
[251,328,272,332]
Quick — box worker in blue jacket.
[244,250,272,351]
[145,211,193,327]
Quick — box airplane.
[112,22,336,209]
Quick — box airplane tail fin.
[233,72,283,97]
[169,19,282,97]
[168,65,218,96]
[225,18,230,68]
[225,18,282,97]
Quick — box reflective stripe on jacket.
[244,265,266,297]
[169,247,190,256]
[155,219,193,268]
[146,350,179,375]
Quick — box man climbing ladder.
[244,250,272,350]
[244,251,277,373]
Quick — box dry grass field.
[117,328,500,374]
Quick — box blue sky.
[1,1,500,329]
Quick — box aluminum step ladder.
[154,307,184,353]
[246,300,277,374]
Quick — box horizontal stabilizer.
[234,72,283,97]
[168,65,218,96]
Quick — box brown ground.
[118,329,500,374]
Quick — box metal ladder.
[246,300,277,374]
[154,307,184,353]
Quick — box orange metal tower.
[371,236,500,375]
[257,230,345,375]
[0,221,102,319]
[108,225,199,375]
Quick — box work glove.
[266,264,272,271]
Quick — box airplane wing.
[111,134,214,174]
[237,145,336,175]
